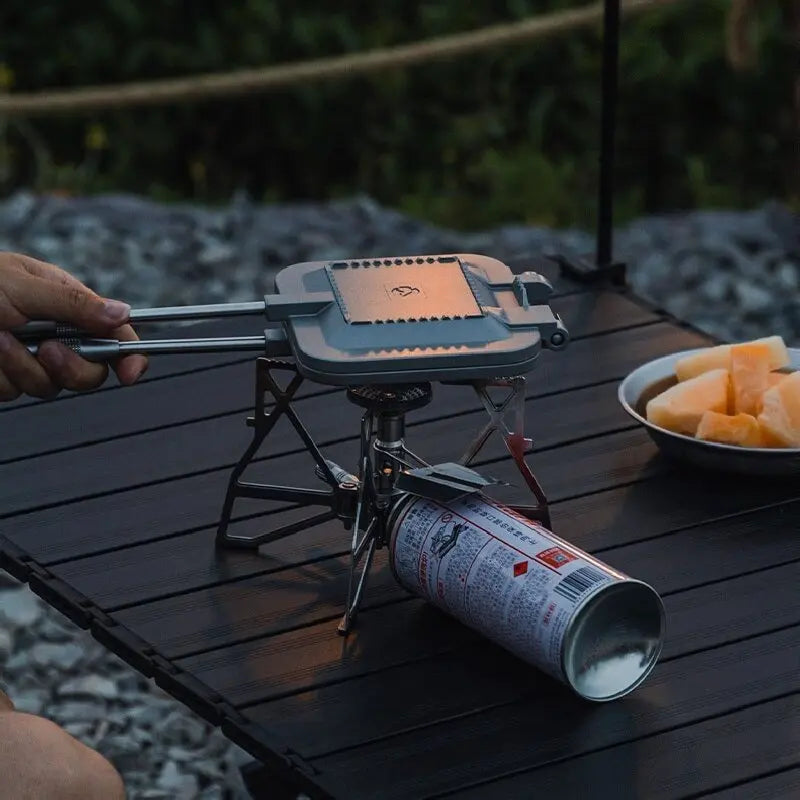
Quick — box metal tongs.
[13,300,294,362]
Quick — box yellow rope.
[725,0,759,70]
[0,0,685,117]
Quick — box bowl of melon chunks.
[618,335,800,475]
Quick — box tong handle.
[13,321,80,341]
[15,298,267,333]
[25,334,283,363]
[12,298,288,363]
[25,339,120,363]
[13,298,269,343]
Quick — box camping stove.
[15,253,569,634]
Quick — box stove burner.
[346,383,432,414]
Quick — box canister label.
[390,494,620,681]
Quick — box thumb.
[9,273,131,333]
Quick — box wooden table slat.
[230,559,800,758]
[310,628,800,800]
[34,455,800,606]
[171,490,800,708]
[698,767,800,800]
[442,694,800,800]
[110,497,800,662]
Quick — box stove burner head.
[346,383,433,414]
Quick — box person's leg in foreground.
[0,688,126,799]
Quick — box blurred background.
[0,0,797,230]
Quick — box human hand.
[0,688,13,712]
[0,252,148,400]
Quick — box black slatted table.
[1,264,798,800]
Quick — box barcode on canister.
[553,566,607,603]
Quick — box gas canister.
[388,493,665,701]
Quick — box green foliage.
[0,1,796,229]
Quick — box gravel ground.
[0,189,798,799]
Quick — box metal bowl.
[617,347,800,477]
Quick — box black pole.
[596,0,620,268]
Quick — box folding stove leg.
[337,524,378,635]
[460,377,551,530]
[216,358,347,550]
[338,411,379,635]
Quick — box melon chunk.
[757,335,790,370]
[646,368,730,436]
[675,345,731,383]
[730,342,771,416]
[767,372,788,389]
[675,335,790,382]
[757,371,800,447]
[696,411,762,447]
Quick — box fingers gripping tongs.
[11,299,315,362]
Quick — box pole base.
[555,253,626,286]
